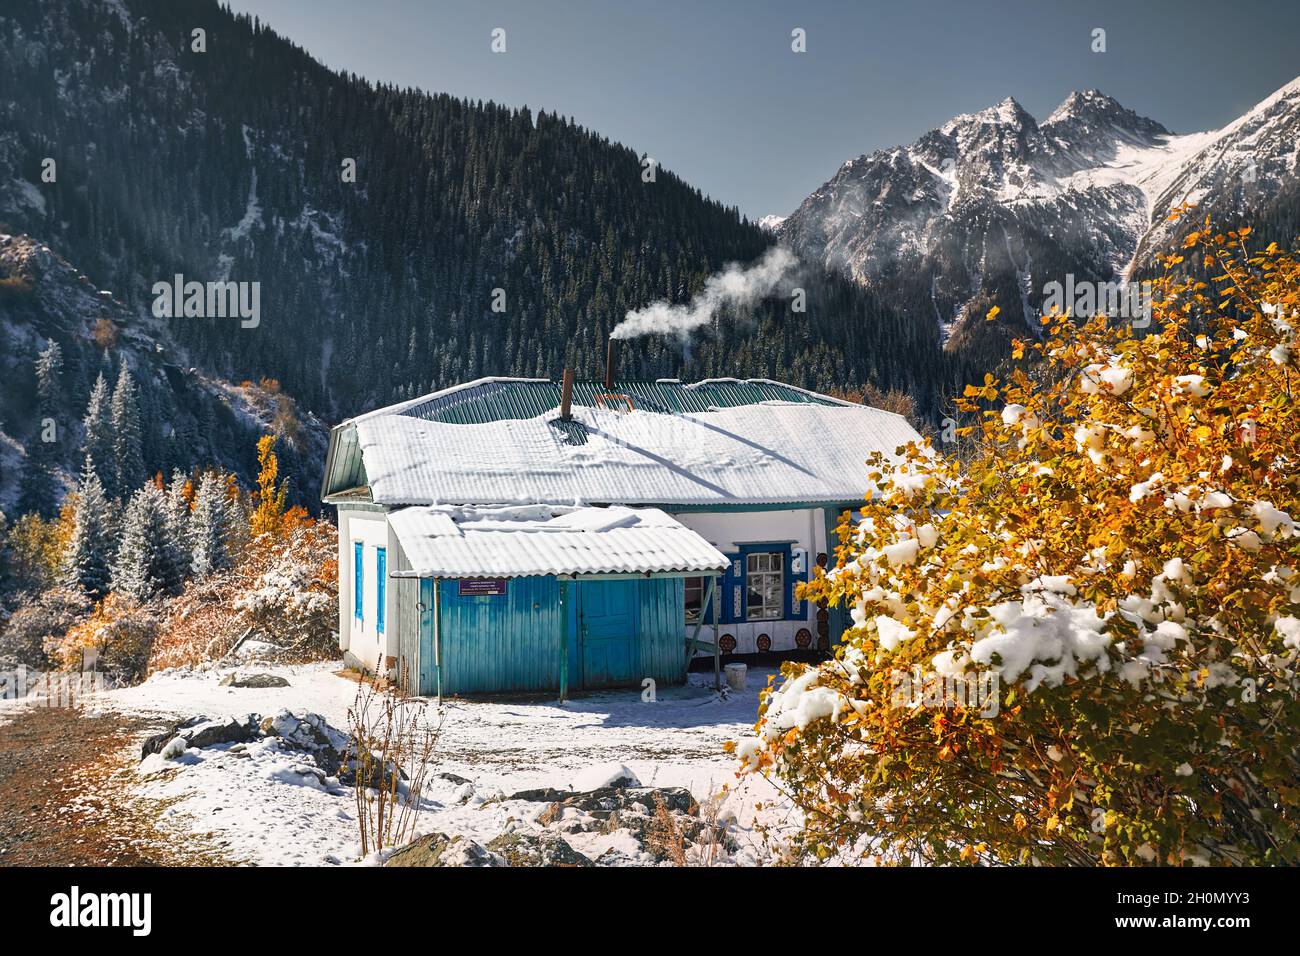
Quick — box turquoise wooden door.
[578,580,638,688]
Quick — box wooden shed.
[387,505,727,698]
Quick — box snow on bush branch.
[732,220,1300,866]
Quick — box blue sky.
[225,0,1300,220]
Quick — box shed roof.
[388,505,729,579]
[323,376,923,508]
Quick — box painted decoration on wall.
[795,628,812,648]
[458,577,508,596]
[756,633,771,653]
[719,633,737,653]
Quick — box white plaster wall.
[341,511,395,673]
[336,511,351,652]
[672,508,832,655]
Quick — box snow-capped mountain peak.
[779,76,1300,362]
[1042,89,1170,155]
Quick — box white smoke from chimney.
[610,245,799,341]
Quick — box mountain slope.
[780,79,1300,366]
[0,231,328,515]
[0,0,949,432]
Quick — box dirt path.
[0,705,238,866]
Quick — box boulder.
[261,710,348,754]
[486,832,592,867]
[540,786,698,822]
[184,715,260,750]
[386,832,500,867]
[508,786,572,803]
[571,762,641,791]
[140,709,353,780]
[595,847,643,867]
[219,672,290,688]
[140,715,207,759]
[142,714,258,758]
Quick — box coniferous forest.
[0,0,959,438]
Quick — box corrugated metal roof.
[388,505,729,578]
[389,377,845,425]
[323,376,924,506]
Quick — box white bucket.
[724,663,747,692]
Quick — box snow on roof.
[388,505,729,578]
[355,399,921,507]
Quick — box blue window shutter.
[789,548,807,620]
[376,547,387,635]
[721,553,744,624]
[353,542,364,624]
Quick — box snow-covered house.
[320,373,922,697]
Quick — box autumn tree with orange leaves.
[734,223,1300,866]
[250,434,290,541]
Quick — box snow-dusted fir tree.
[189,471,232,577]
[0,509,9,591]
[110,483,171,601]
[110,364,145,496]
[82,371,116,497]
[63,455,115,597]
[161,470,192,587]
[18,340,65,516]
[34,340,63,418]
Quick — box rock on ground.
[219,673,290,688]
[571,762,641,791]
[386,832,500,867]
[486,832,593,867]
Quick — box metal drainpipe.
[559,579,570,702]
[433,579,443,704]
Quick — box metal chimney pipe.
[560,367,574,420]
[604,338,618,391]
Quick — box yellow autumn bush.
[52,593,160,681]
[736,224,1300,866]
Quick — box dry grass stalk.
[345,666,440,857]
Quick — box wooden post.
[559,580,570,702]
[712,572,721,691]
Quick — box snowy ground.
[25,660,788,866]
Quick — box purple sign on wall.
[458,577,508,596]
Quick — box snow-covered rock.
[571,762,641,792]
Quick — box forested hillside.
[0,0,954,429]
[0,232,326,516]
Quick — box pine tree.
[0,509,9,592]
[190,471,232,577]
[110,364,145,497]
[110,483,170,601]
[35,340,63,420]
[161,469,192,587]
[18,340,65,517]
[62,455,115,597]
[82,372,116,497]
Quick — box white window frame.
[746,551,784,622]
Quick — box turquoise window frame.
[353,541,364,625]
[375,547,387,635]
